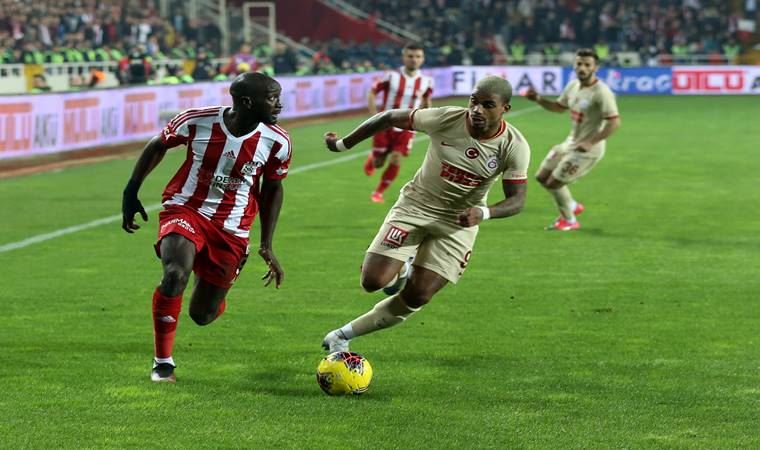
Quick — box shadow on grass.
[236,366,392,402]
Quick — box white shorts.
[538,140,605,183]
[366,199,477,284]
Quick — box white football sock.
[548,186,576,222]
[154,356,175,366]
[347,294,420,338]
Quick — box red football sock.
[152,288,183,359]
[214,299,227,320]
[363,154,375,175]
[375,163,400,194]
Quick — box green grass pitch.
[0,95,758,448]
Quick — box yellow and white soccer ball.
[316,351,373,395]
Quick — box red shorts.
[371,129,415,157]
[155,205,249,289]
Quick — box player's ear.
[503,103,512,113]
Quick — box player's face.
[468,90,510,131]
[402,49,425,71]
[574,56,598,82]
[254,82,283,124]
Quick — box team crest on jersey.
[487,156,499,170]
[382,225,409,248]
[578,99,590,110]
[464,147,480,159]
[241,161,262,176]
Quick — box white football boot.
[321,330,350,353]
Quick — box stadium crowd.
[345,0,751,65]
[0,0,755,88]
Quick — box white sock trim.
[154,356,175,366]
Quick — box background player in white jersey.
[525,48,620,230]
[364,42,434,204]
[121,72,291,383]
[321,76,530,353]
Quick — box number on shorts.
[560,162,580,176]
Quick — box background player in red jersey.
[121,72,291,383]
[364,43,434,203]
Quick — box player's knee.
[160,265,190,296]
[360,273,385,293]
[189,308,215,326]
[400,284,434,309]
[545,178,564,190]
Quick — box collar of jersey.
[218,106,260,141]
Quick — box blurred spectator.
[192,48,215,80]
[125,45,150,85]
[226,42,256,76]
[69,74,83,90]
[87,67,106,87]
[272,43,298,75]
[30,73,51,93]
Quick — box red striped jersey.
[372,67,434,111]
[159,106,291,238]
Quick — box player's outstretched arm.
[258,178,285,288]
[524,88,567,113]
[576,116,621,150]
[457,182,527,227]
[121,135,170,233]
[324,109,414,152]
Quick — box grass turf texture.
[0,96,758,448]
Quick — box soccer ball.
[316,352,373,395]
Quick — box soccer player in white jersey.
[364,43,434,204]
[121,73,291,383]
[321,76,530,353]
[525,48,621,230]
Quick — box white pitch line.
[0,106,539,254]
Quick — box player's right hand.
[324,132,340,152]
[122,192,148,233]
[524,88,539,101]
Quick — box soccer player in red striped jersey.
[364,42,434,203]
[121,72,291,383]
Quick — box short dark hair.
[475,76,513,105]
[403,42,424,52]
[576,48,599,62]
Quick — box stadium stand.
[0,0,758,93]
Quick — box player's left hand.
[324,132,340,152]
[457,208,485,227]
[258,247,284,288]
[575,140,594,152]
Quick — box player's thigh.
[189,277,229,316]
[193,223,249,293]
[365,205,428,285]
[159,234,197,275]
[371,130,391,156]
[537,143,570,177]
[414,223,478,284]
[155,206,206,273]
[361,252,406,287]
[550,151,603,184]
[389,130,414,157]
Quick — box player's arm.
[578,116,620,150]
[457,182,526,227]
[324,109,413,152]
[367,90,378,115]
[258,177,285,288]
[121,135,170,233]
[524,88,567,113]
